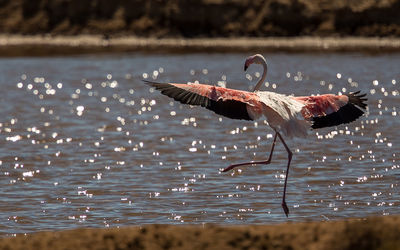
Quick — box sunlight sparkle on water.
[0,53,399,234]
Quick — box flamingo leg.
[222,133,278,172]
[276,131,292,217]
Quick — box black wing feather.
[144,80,252,121]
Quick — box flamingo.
[144,54,367,217]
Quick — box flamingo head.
[244,54,266,71]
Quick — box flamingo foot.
[221,164,238,172]
[282,201,289,217]
[222,163,251,172]
[222,160,272,172]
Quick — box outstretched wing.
[294,91,367,129]
[144,80,258,120]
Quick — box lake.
[0,52,399,235]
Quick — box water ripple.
[0,52,399,234]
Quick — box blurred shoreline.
[2,1,400,38]
[1,215,399,250]
[1,35,400,56]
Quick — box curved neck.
[252,59,267,92]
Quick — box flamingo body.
[145,54,367,217]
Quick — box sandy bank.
[1,35,400,56]
[1,216,400,250]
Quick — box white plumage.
[248,91,309,137]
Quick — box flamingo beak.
[244,65,248,71]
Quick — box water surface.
[0,52,399,235]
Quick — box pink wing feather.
[294,92,367,128]
[294,94,349,119]
[145,80,367,130]
[167,82,259,104]
[144,80,261,120]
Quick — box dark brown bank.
[1,216,400,250]
[1,0,400,37]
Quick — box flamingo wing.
[144,80,258,121]
[295,91,367,129]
